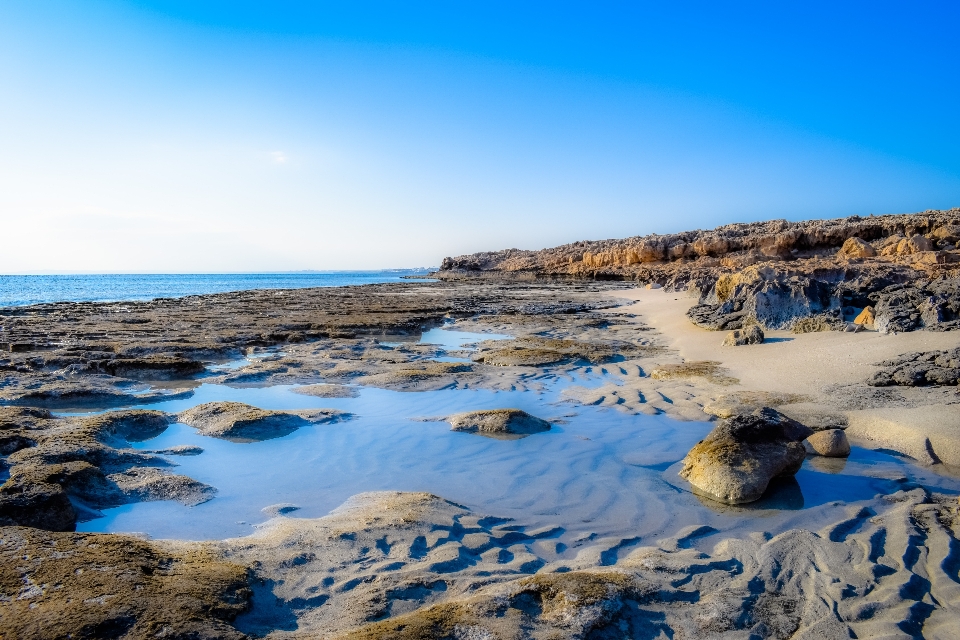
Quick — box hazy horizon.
[2,1,958,273]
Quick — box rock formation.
[868,347,960,387]
[0,409,212,531]
[177,402,349,442]
[0,527,251,639]
[721,324,764,346]
[678,408,813,504]
[804,429,851,457]
[446,409,551,438]
[438,209,960,332]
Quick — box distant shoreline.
[0,270,436,308]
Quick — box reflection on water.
[418,327,512,350]
[76,376,960,551]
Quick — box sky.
[1,1,958,273]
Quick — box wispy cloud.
[270,151,287,164]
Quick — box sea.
[0,270,435,308]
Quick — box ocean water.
[0,270,434,308]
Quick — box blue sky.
[1,1,957,272]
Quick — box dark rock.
[0,482,77,531]
[868,347,960,388]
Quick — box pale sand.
[216,489,960,638]
[608,287,960,465]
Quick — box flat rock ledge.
[177,402,350,442]
[447,409,551,439]
[679,408,813,504]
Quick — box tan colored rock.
[931,224,960,243]
[703,391,808,418]
[879,235,905,256]
[853,306,875,328]
[721,325,764,346]
[896,234,934,255]
[838,237,876,259]
[804,429,850,457]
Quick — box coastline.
[1,277,958,638]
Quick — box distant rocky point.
[439,208,960,332]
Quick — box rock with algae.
[679,408,813,504]
[446,409,551,439]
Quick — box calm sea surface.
[0,271,434,308]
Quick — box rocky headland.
[2,208,960,637]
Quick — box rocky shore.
[2,209,960,638]
[440,208,960,333]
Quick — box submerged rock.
[177,401,349,442]
[447,409,551,439]
[804,429,850,457]
[261,502,300,517]
[473,337,660,367]
[721,324,764,346]
[678,408,813,504]
[292,383,360,398]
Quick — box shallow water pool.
[77,376,960,553]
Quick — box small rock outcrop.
[804,429,851,457]
[177,402,349,442]
[867,348,960,387]
[678,408,813,504]
[447,409,551,439]
[853,305,875,328]
[838,237,876,259]
[292,383,360,398]
[721,325,764,346]
[0,408,213,530]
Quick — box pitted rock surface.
[868,347,960,387]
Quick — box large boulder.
[447,409,551,439]
[678,408,813,504]
[177,402,348,442]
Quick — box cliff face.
[440,209,960,279]
[438,209,960,331]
